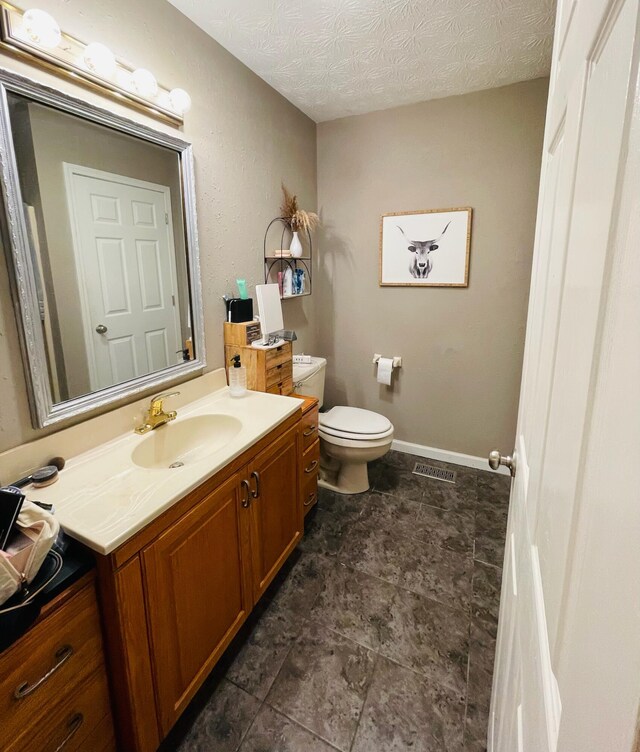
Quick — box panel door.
[142,473,253,735]
[64,164,181,390]
[490,0,640,750]
[248,425,301,601]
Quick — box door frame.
[63,162,182,391]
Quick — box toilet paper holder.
[372,354,402,368]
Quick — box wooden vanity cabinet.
[248,427,301,600]
[0,573,116,752]
[96,412,302,751]
[142,472,253,735]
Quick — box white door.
[64,164,181,391]
[490,0,640,750]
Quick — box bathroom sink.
[131,414,243,470]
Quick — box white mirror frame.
[0,68,205,428]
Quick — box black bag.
[0,549,63,652]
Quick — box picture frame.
[379,207,472,287]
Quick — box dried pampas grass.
[280,183,319,233]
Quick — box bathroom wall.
[316,79,548,458]
[0,0,317,451]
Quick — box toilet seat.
[319,406,393,442]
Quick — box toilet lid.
[319,406,392,436]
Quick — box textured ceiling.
[168,0,555,122]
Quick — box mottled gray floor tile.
[240,704,338,752]
[379,585,470,693]
[351,656,465,752]
[474,507,508,568]
[477,471,511,510]
[463,705,489,752]
[338,522,473,612]
[471,561,502,633]
[356,492,424,539]
[267,551,333,615]
[369,463,426,502]
[421,479,477,515]
[299,508,353,556]
[316,487,366,519]
[177,679,260,752]
[309,562,398,651]
[226,600,303,701]
[467,620,496,715]
[266,622,375,752]
[414,503,475,556]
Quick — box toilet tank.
[292,356,326,406]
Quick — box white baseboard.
[391,439,510,475]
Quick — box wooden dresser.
[223,321,293,395]
[0,573,115,752]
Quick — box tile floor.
[162,451,510,752]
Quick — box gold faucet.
[135,391,181,434]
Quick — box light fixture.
[169,88,192,115]
[0,4,191,124]
[22,8,60,49]
[131,67,158,98]
[83,42,116,78]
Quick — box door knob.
[95,324,108,334]
[488,450,516,477]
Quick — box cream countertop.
[0,370,303,555]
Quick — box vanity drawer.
[9,667,114,752]
[302,441,320,515]
[0,583,104,743]
[265,342,292,368]
[301,406,319,451]
[266,360,293,388]
[266,376,293,396]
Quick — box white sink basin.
[131,414,243,470]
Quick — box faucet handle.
[149,391,181,415]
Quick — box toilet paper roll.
[376,357,394,386]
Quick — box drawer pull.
[54,713,84,751]
[305,460,318,474]
[241,479,251,508]
[14,644,73,699]
[303,425,316,437]
[304,492,316,507]
[250,470,261,499]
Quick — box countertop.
[23,386,303,555]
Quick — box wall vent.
[412,462,456,484]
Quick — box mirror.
[0,69,204,427]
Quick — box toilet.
[293,357,394,494]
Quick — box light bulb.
[131,68,158,98]
[22,8,61,49]
[169,88,192,115]
[83,42,116,78]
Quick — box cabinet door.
[248,425,301,600]
[142,473,252,734]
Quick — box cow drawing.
[397,222,451,279]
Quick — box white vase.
[290,231,303,258]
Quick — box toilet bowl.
[293,358,394,494]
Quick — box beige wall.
[316,79,548,458]
[0,0,317,452]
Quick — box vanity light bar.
[0,2,191,125]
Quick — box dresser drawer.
[301,406,319,451]
[9,667,114,752]
[265,342,292,368]
[0,583,104,744]
[266,360,293,388]
[266,376,293,395]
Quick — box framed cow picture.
[379,207,472,287]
